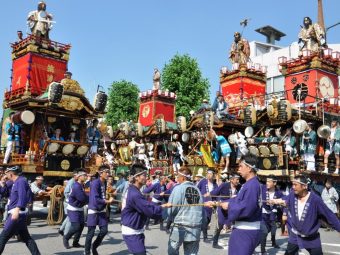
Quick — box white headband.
[178,171,192,180]
[241,160,256,169]
[132,170,147,178]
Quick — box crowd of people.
[0,151,339,254]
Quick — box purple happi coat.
[211,182,238,225]
[67,182,89,223]
[87,178,107,227]
[226,176,262,255]
[121,184,162,254]
[197,178,218,218]
[285,190,340,249]
[261,186,283,228]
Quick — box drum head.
[259,145,270,157]
[228,134,236,144]
[249,146,259,156]
[270,144,279,155]
[21,110,35,125]
[77,145,89,155]
[195,157,203,165]
[62,144,75,155]
[47,143,60,154]
[182,133,190,143]
[245,127,254,138]
[293,119,307,134]
[188,157,195,165]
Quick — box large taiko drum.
[12,110,35,125]
[94,92,108,112]
[47,143,60,154]
[62,144,75,155]
[259,145,270,157]
[248,145,259,156]
[48,82,64,103]
[270,144,279,156]
[77,145,89,156]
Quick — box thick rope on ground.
[47,185,64,225]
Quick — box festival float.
[106,5,339,182]
[0,2,107,180]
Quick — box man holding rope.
[167,166,204,255]
[207,152,262,254]
[121,163,170,255]
[84,165,113,255]
[270,175,340,255]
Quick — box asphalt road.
[1,202,339,255]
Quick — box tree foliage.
[106,80,139,129]
[161,54,210,118]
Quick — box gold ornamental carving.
[61,78,85,95]
[60,159,70,170]
[58,95,84,111]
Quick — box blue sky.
[1,0,340,104]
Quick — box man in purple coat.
[197,168,218,242]
[211,172,240,249]
[260,175,283,254]
[0,165,40,255]
[63,170,89,249]
[208,153,262,255]
[84,165,113,255]
[271,175,340,255]
[121,164,169,255]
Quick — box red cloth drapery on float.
[11,53,67,96]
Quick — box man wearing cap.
[197,168,218,242]
[63,170,89,249]
[198,99,210,113]
[121,163,169,255]
[208,153,262,254]
[260,175,283,254]
[167,167,204,255]
[84,166,114,255]
[0,166,41,254]
[259,128,278,143]
[271,175,340,254]
[301,123,317,171]
[211,172,240,249]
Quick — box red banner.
[154,101,175,123]
[11,53,67,96]
[139,101,154,126]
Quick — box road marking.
[322,243,340,247]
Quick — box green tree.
[161,54,210,118]
[106,80,139,129]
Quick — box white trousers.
[3,141,19,164]
[303,153,315,171]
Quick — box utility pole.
[318,0,325,31]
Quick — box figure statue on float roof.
[298,16,326,54]
[229,32,250,65]
[27,1,53,40]
[153,68,161,90]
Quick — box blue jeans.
[168,239,199,255]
